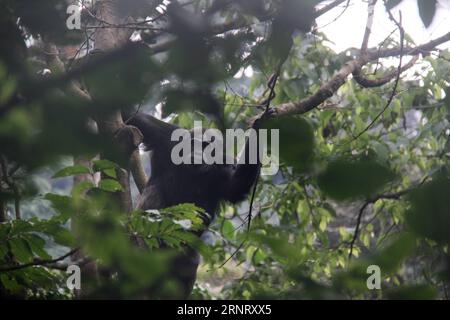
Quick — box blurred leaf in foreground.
[318,159,395,200]
[407,175,450,244]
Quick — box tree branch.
[44,256,92,271]
[315,0,349,18]
[272,30,450,117]
[348,187,412,260]
[273,59,364,116]
[92,0,144,214]
[353,55,418,88]
[0,248,79,273]
[370,31,450,59]
[32,5,450,123]
[360,0,377,55]
[349,11,404,143]
[43,42,92,102]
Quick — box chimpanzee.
[126,111,263,298]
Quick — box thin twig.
[0,248,80,273]
[348,180,424,260]
[315,0,351,30]
[315,0,349,17]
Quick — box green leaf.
[99,179,124,192]
[252,248,267,265]
[222,220,235,240]
[372,232,416,272]
[407,176,450,244]
[0,244,8,260]
[176,232,213,259]
[50,227,75,247]
[25,267,56,289]
[160,204,205,230]
[252,234,303,265]
[39,220,75,247]
[263,116,314,172]
[0,274,22,293]
[44,193,74,220]
[53,165,90,178]
[92,159,117,172]
[103,168,117,179]
[71,180,95,198]
[369,141,390,163]
[9,220,34,236]
[10,237,33,263]
[318,159,395,200]
[417,0,437,28]
[24,234,52,260]
[386,285,437,299]
[385,0,403,10]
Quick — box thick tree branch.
[274,59,364,116]
[92,0,145,213]
[43,33,146,208]
[360,0,377,55]
[349,12,404,143]
[41,43,96,275]
[34,4,450,123]
[272,31,450,117]
[43,42,92,101]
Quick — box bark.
[72,157,98,298]
[0,199,6,223]
[130,150,147,194]
[93,0,145,209]
[274,59,364,116]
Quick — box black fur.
[127,112,260,297]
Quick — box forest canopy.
[0,0,449,300]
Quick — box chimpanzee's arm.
[123,111,178,151]
[224,109,275,203]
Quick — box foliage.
[0,0,449,300]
